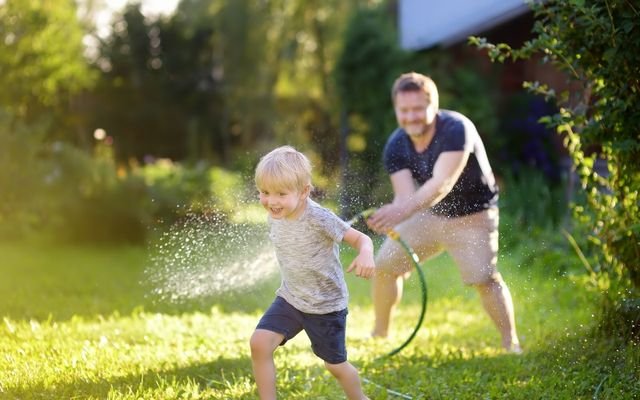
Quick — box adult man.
[367,72,521,353]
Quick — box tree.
[89,0,363,168]
[0,0,94,118]
[334,4,402,213]
[0,0,96,234]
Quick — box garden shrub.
[1,125,251,244]
[499,167,568,234]
[138,160,249,225]
[0,111,51,239]
[44,142,150,244]
[208,166,248,213]
[138,159,211,225]
[334,4,403,215]
[493,93,563,182]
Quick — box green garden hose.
[347,208,428,358]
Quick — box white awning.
[399,0,531,50]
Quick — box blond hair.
[391,72,439,111]
[255,146,313,192]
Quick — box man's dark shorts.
[256,296,348,364]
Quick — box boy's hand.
[342,227,375,279]
[346,253,375,279]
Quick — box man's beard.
[405,124,428,137]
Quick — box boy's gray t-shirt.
[268,198,350,314]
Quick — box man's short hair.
[391,72,439,111]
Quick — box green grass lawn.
[1,237,638,399]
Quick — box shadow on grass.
[5,354,332,400]
[5,335,638,399]
[357,335,639,400]
[5,355,254,399]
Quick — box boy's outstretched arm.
[342,228,375,279]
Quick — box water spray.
[145,210,278,304]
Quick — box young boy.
[250,146,374,400]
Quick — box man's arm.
[406,150,468,213]
[368,150,469,233]
[389,169,415,203]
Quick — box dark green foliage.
[334,5,403,213]
[492,93,563,181]
[0,0,95,116]
[38,142,151,244]
[91,3,224,161]
[499,167,569,235]
[470,0,640,340]
[335,6,400,140]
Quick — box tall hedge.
[334,5,402,213]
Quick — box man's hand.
[366,202,409,234]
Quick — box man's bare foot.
[504,342,523,354]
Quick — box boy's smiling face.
[258,185,309,220]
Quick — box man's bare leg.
[371,271,404,337]
[475,277,521,352]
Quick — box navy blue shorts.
[256,296,348,364]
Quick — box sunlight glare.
[94,0,179,38]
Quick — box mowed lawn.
[1,238,638,399]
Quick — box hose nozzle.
[346,207,377,226]
[386,229,400,240]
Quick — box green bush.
[499,167,568,234]
[208,166,249,212]
[1,125,251,244]
[138,159,211,225]
[0,111,51,239]
[498,167,577,278]
[42,142,150,244]
[333,5,402,215]
[138,159,250,225]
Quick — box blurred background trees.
[0,0,97,238]
[1,0,375,241]
[0,0,579,242]
[86,0,361,165]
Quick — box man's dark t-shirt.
[383,110,498,217]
